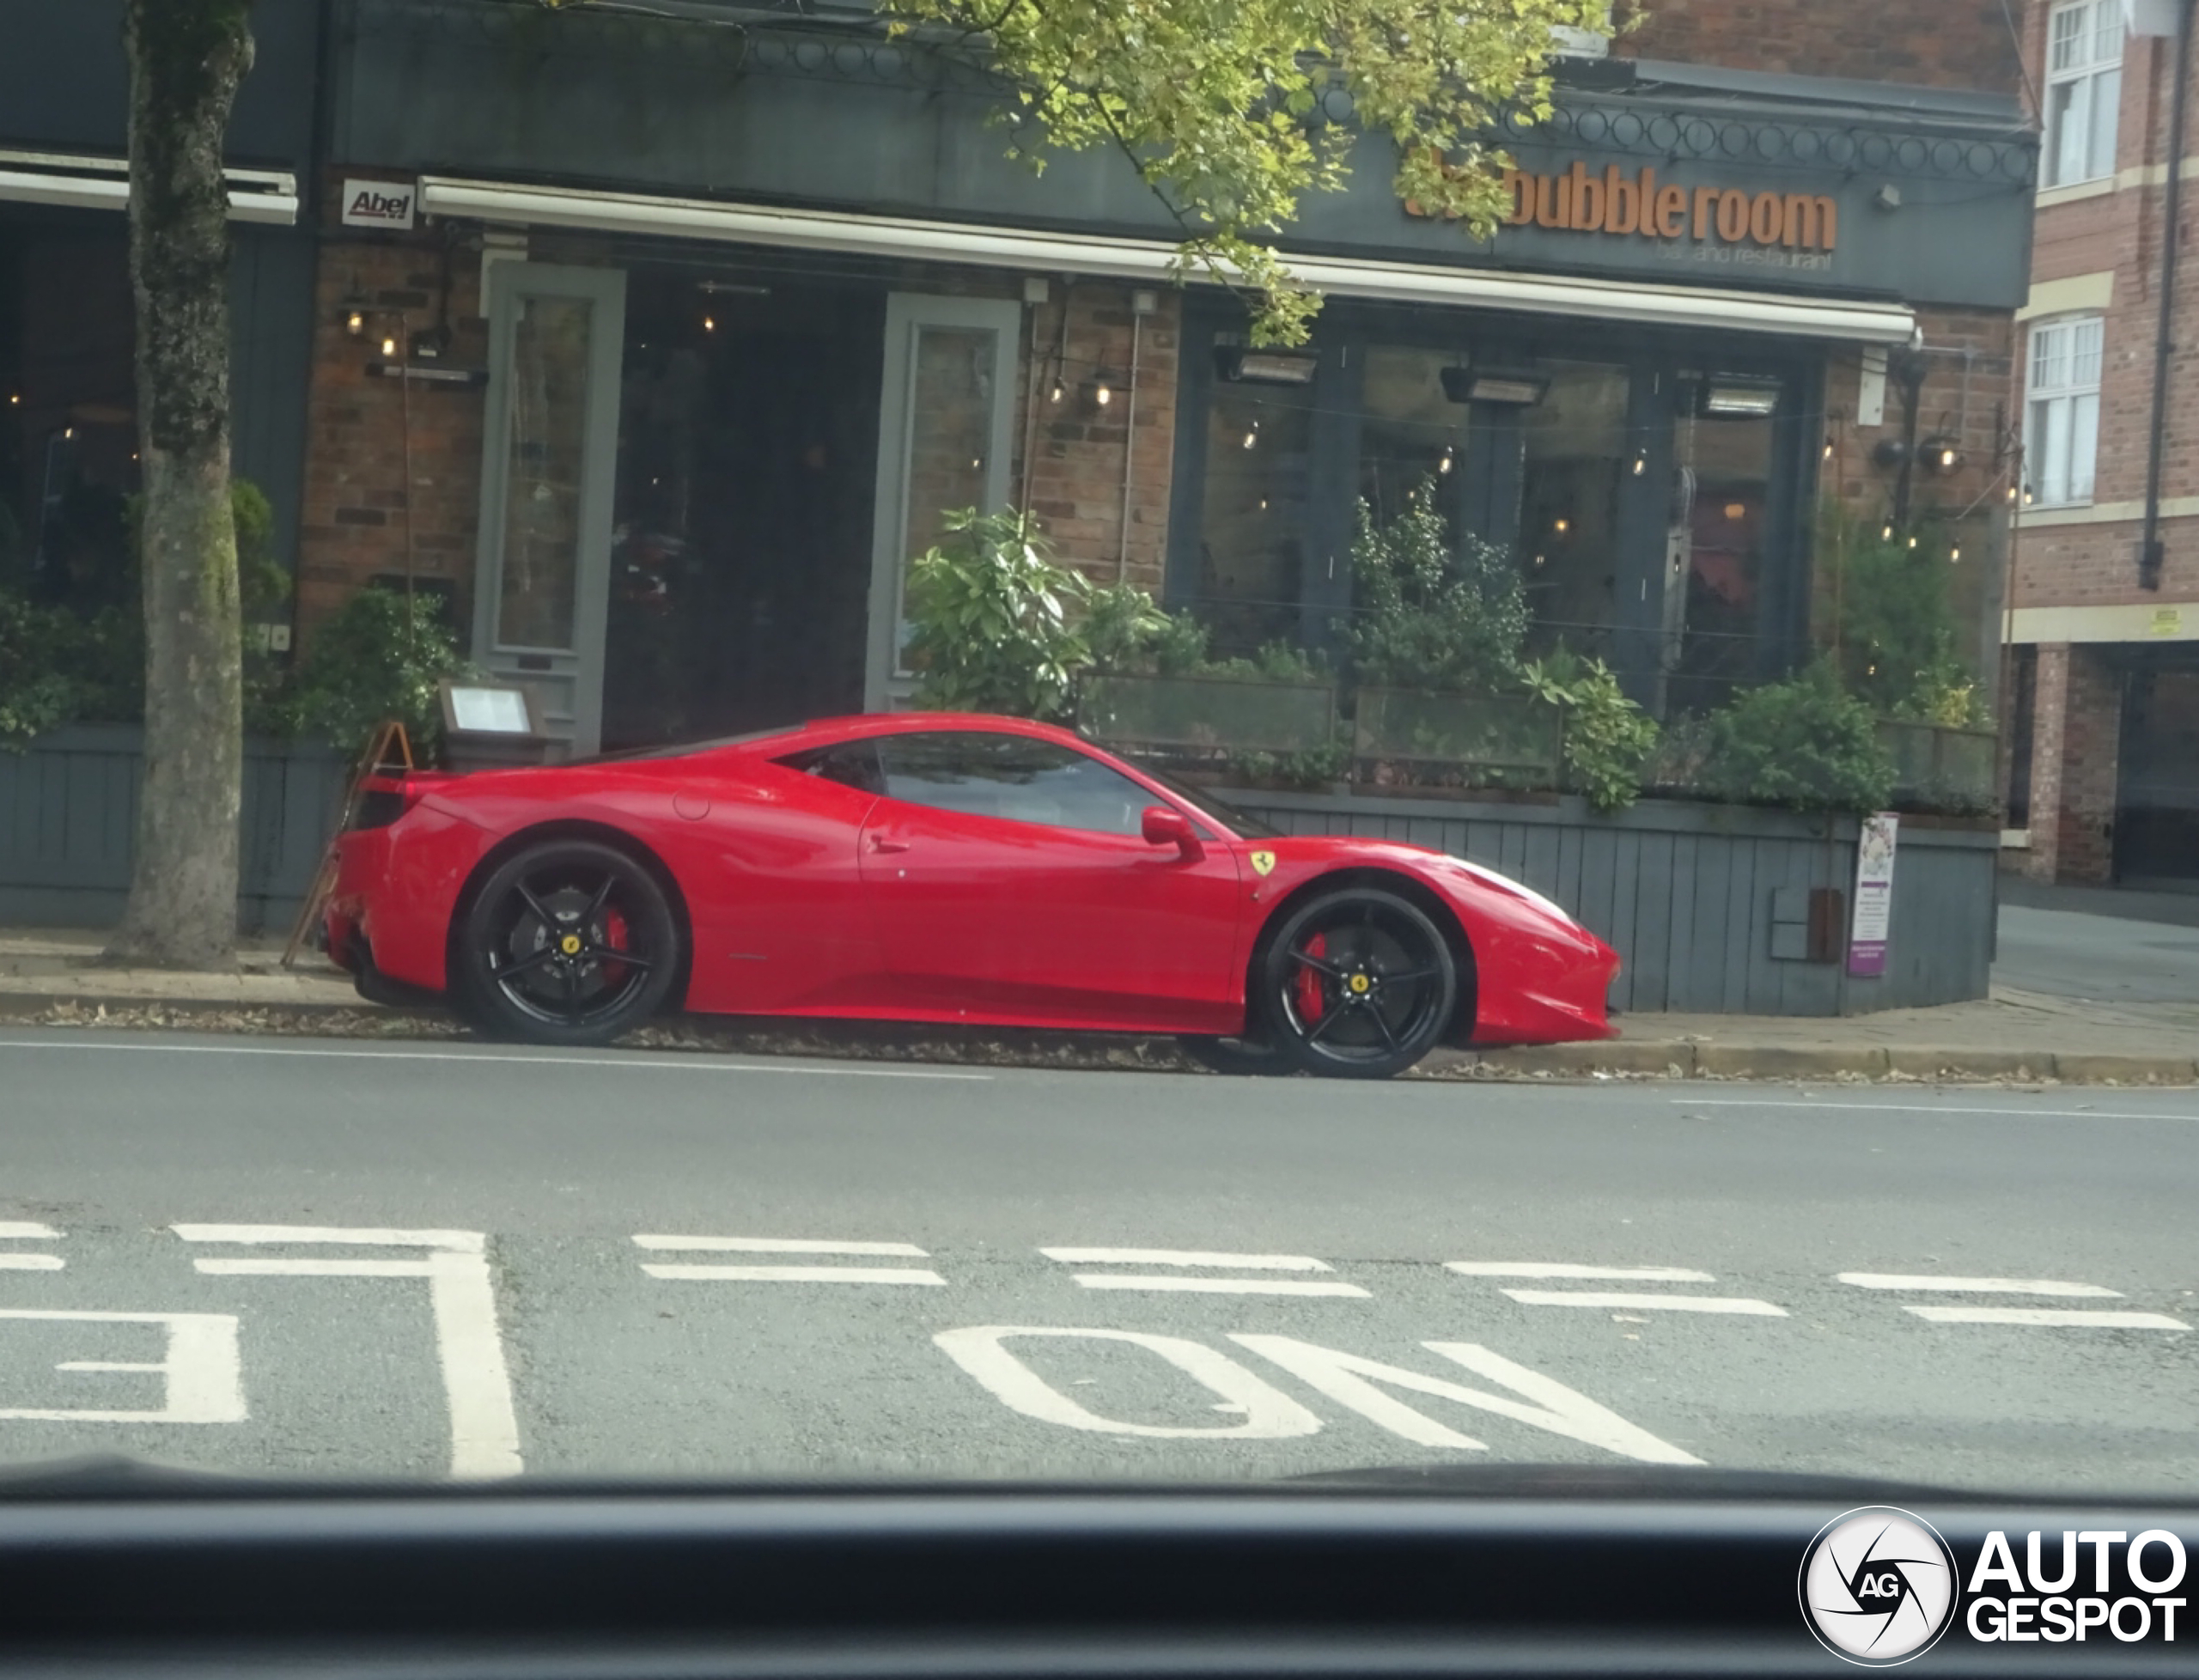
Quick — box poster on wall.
[1846,813,1900,977]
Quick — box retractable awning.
[0,149,299,226]
[419,174,1918,344]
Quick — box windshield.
[9,0,2197,1580]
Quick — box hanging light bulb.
[1553,517,1569,534]
[1048,376,1064,404]
[1823,435,1835,460]
[1242,419,1259,450]
[1907,535,1919,549]
[381,335,398,358]
[1093,379,1113,408]
[703,315,716,332]
[1949,545,1962,563]
[1881,522,1894,540]
[1438,445,1454,475]
[2007,483,2019,503]
[2023,487,2034,505]
[345,310,365,338]
[7,393,18,405]
[1258,497,1268,511]
[1632,453,1646,476]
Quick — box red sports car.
[324,713,1617,1079]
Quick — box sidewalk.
[4,928,2194,1085]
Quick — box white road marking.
[1041,1249,1332,1271]
[177,1223,483,1252]
[176,1225,521,1478]
[0,1256,63,1271]
[1071,1275,1370,1297]
[1904,1306,2190,1330]
[1446,1262,1716,1282]
[934,1326,1322,1440]
[643,1263,947,1286]
[1838,1273,2123,1298]
[0,1310,244,1423]
[1501,1290,1788,1317]
[0,1221,61,1239]
[1673,1099,2194,1121]
[1230,1336,1703,1465]
[634,1236,929,1257]
[0,1039,989,1079]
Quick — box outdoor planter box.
[1877,719,1997,810]
[1076,673,1337,758]
[1350,687,1562,786]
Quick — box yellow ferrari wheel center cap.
[559,934,582,956]
[1349,973,1370,994]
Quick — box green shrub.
[1521,649,1660,812]
[282,586,473,752]
[1701,660,1897,812]
[1819,505,1987,726]
[1343,481,1527,692]
[904,509,1092,721]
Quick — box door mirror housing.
[1141,805,1203,857]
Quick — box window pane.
[1668,393,1777,715]
[2069,391,2100,502]
[1519,362,1631,666]
[2071,317,2104,387]
[496,294,594,650]
[2034,395,2072,503]
[2092,0,2123,63]
[2047,76,2086,186]
[2031,324,2067,394]
[1357,346,1459,529]
[2088,65,2121,179]
[2050,3,2084,71]
[897,326,997,664]
[1192,381,1314,655]
[880,733,1154,835]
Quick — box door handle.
[868,836,911,854]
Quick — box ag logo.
[1800,1507,1958,1665]
[1249,850,1276,877]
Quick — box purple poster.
[1846,813,1899,977]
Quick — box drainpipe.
[2140,0,2196,592]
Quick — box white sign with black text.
[340,180,417,230]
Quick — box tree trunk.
[104,1,255,969]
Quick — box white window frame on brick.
[2044,0,2123,188]
[2025,314,2105,508]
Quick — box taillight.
[347,774,416,832]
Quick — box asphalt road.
[3,1027,2196,1497]
[1995,904,2199,1004]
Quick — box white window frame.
[2024,314,2105,508]
[2043,0,2123,189]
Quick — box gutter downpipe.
[2141,0,2196,592]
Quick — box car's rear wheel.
[1259,886,1456,1080]
[454,839,679,1047]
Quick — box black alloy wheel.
[1259,886,1458,1080]
[455,839,679,1047]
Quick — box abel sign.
[1846,813,1900,977]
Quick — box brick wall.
[2021,641,2123,881]
[297,230,487,641]
[1612,0,2023,93]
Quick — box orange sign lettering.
[1409,158,1837,253]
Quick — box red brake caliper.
[599,906,630,986]
[1294,932,1327,1023]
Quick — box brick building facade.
[2001,0,2199,886]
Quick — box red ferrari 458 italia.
[325,712,1618,1079]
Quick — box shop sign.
[1846,813,1899,978]
[341,179,417,230]
[2149,606,2184,636]
[1408,159,1838,259]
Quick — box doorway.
[2116,654,2199,887]
[600,273,886,751]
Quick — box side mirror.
[1141,805,1203,857]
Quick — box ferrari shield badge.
[1250,849,1276,877]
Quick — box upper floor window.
[2025,315,2104,507]
[2044,0,2123,187]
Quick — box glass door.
[472,263,627,756]
[865,294,1022,711]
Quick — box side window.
[779,741,884,794]
[2025,315,2104,508]
[877,733,1157,836]
[2044,0,2122,189]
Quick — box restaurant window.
[1186,373,1315,656]
[1517,361,1631,667]
[2025,315,2102,508]
[2044,0,2122,189]
[1664,375,1782,715]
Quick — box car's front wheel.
[454,839,680,1047]
[1258,886,1458,1080]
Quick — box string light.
[1553,517,1569,534]
[1823,435,1835,460]
[1242,419,1259,449]
[63,425,73,440]
[1631,453,1646,476]
[1438,444,1454,475]
[2007,483,2019,503]
[381,335,397,358]
[1048,377,1064,404]
[1949,545,1962,563]
[345,310,365,338]
[7,393,19,405]
[1532,553,1546,568]
[703,315,716,332]
[1093,379,1113,408]
[1881,522,1894,540]
[1907,535,1918,549]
